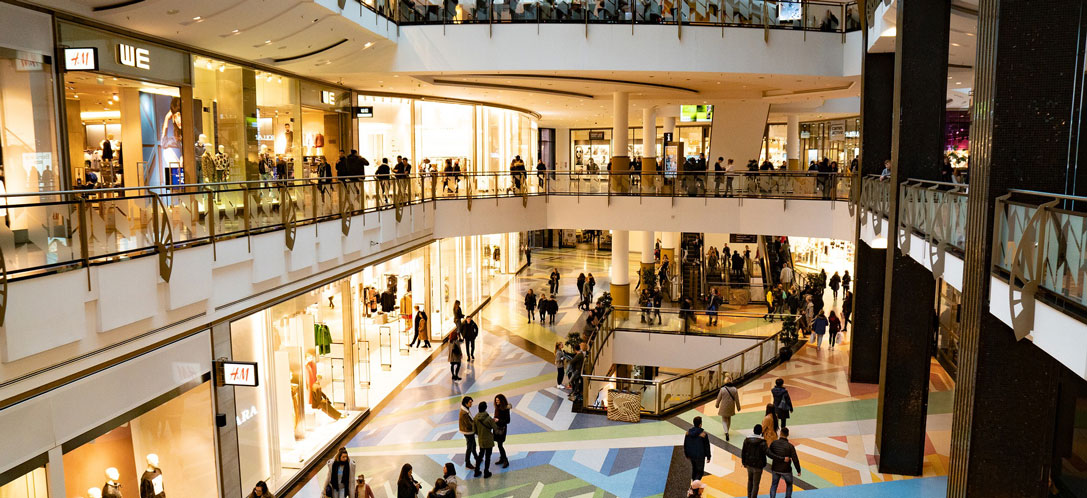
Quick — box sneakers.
[557,384,565,389]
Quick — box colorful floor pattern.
[295,248,952,498]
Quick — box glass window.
[357,96,411,170]
[0,466,47,497]
[61,383,216,498]
[191,57,247,183]
[414,101,472,172]
[0,47,59,195]
[254,73,300,179]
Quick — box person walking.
[410,306,431,348]
[765,288,776,322]
[538,292,548,324]
[683,416,712,481]
[761,404,779,445]
[714,377,741,441]
[461,315,479,361]
[767,428,802,498]
[707,288,723,326]
[446,329,464,381]
[842,290,853,332]
[841,270,851,292]
[458,397,479,470]
[524,289,537,323]
[586,273,596,299]
[652,286,664,325]
[547,295,558,325]
[473,401,498,478]
[396,464,421,498]
[812,310,828,349]
[829,271,841,299]
[779,263,793,288]
[322,448,357,498]
[771,379,794,429]
[554,342,567,388]
[828,310,842,350]
[741,424,769,498]
[493,394,512,468]
[248,481,274,498]
[453,300,464,329]
[549,269,560,295]
[525,247,532,266]
[576,273,587,307]
[354,475,376,498]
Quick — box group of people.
[444,301,479,381]
[458,395,513,482]
[684,378,801,497]
[523,288,559,324]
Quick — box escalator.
[679,232,705,300]
[760,235,796,288]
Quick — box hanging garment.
[380,291,396,312]
[314,323,332,355]
[140,468,165,498]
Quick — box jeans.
[477,447,493,474]
[557,367,565,385]
[465,338,476,359]
[410,329,430,347]
[746,466,764,498]
[450,362,461,379]
[464,434,479,467]
[527,308,535,321]
[769,471,794,498]
[689,457,706,480]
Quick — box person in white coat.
[322,448,357,498]
[714,375,741,442]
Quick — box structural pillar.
[850,50,894,385]
[642,107,657,191]
[874,0,950,475]
[948,0,1081,495]
[639,231,655,274]
[786,114,800,170]
[663,116,676,142]
[611,92,630,192]
[610,230,630,307]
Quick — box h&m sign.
[117,43,150,70]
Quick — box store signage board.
[320,90,337,105]
[730,234,758,244]
[589,131,605,140]
[117,43,150,70]
[217,361,259,387]
[355,106,374,118]
[64,47,98,71]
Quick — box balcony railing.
[580,305,790,416]
[391,0,861,33]
[0,170,851,284]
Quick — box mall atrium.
[0,0,1077,497]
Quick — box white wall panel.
[2,270,86,362]
[96,256,157,332]
[168,245,213,310]
[289,228,318,271]
[708,101,771,167]
[318,220,345,262]
[250,235,287,283]
[612,331,763,370]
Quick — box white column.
[663,116,676,142]
[661,231,677,250]
[787,114,800,169]
[640,231,655,265]
[611,230,630,286]
[613,92,629,158]
[642,107,656,159]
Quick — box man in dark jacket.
[683,416,711,481]
[767,427,801,498]
[741,424,768,498]
[375,158,392,203]
[460,315,479,361]
[334,150,348,177]
[410,305,430,348]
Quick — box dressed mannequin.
[89,488,103,498]
[215,145,230,182]
[195,134,208,159]
[200,136,216,183]
[140,454,166,498]
[102,468,123,498]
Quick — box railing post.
[77,199,91,290]
[207,190,217,260]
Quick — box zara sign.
[117,43,150,70]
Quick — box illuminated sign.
[680,104,713,123]
[217,361,259,387]
[320,90,337,105]
[117,43,150,70]
[237,405,259,426]
[588,131,605,140]
[64,47,98,71]
[354,106,374,118]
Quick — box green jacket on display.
[315,323,332,355]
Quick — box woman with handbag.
[771,378,795,428]
[446,329,464,381]
[321,448,356,498]
[828,310,842,351]
[396,464,421,498]
[493,394,512,468]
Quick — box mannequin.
[195,133,208,158]
[89,488,103,498]
[200,136,216,183]
[215,145,230,182]
[140,454,166,498]
[102,468,122,498]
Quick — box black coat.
[460,320,479,341]
[741,436,768,468]
[683,427,711,460]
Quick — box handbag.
[835,331,845,344]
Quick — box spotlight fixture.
[219,64,226,72]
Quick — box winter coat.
[473,412,498,448]
[771,386,794,419]
[322,458,357,498]
[458,406,475,434]
[683,426,711,460]
[715,385,741,417]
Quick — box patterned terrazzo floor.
[295,247,952,498]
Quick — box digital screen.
[64,47,98,71]
[680,105,713,123]
[778,1,802,21]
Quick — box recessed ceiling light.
[192,16,202,21]
[965,32,974,36]
[264,40,272,45]
[232,29,240,33]
[948,76,953,79]
[166,9,179,14]
[219,64,225,72]
[364,42,374,48]
[951,42,960,47]
[956,82,962,85]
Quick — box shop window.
[254,73,300,180]
[413,101,471,174]
[63,74,182,188]
[0,466,47,498]
[61,383,216,498]
[191,57,247,183]
[0,47,59,195]
[570,128,611,173]
[357,96,411,170]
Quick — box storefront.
[300,82,350,179]
[935,279,961,376]
[570,125,709,173]
[191,56,248,183]
[789,237,854,275]
[58,22,194,188]
[799,117,860,167]
[228,233,524,494]
[0,3,61,197]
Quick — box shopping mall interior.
[0,0,1084,497]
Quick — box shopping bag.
[835,331,845,344]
